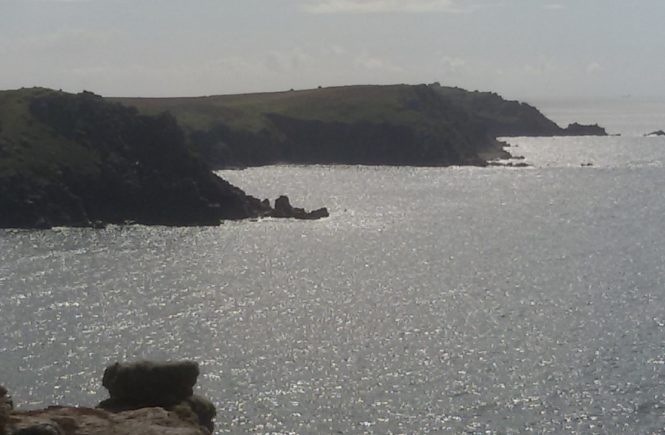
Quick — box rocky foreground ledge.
[1,361,216,435]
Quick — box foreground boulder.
[4,361,216,435]
[98,361,215,433]
[99,361,199,409]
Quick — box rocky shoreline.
[1,361,216,435]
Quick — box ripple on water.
[2,150,665,432]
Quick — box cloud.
[543,4,566,10]
[265,48,313,72]
[354,53,403,72]
[302,0,472,14]
[586,62,602,75]
[440,56,467,72]
[522,56,557,76]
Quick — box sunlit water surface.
[2,102,665,433]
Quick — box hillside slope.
[0,88,324,228]
[112,83,605,168]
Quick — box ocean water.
[531,96,665,137]
[2,100,665,433]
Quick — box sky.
[1,0,664,99]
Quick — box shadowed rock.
[99,361,199,410]
[270,195,329,220]
[170,396,216,434]
[9,407,209,435]
[97,361,216,434]
[562,123,607,136]
[0,385,11,435]
[645,130,665,136]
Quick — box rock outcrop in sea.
[2,361,216,435]
[270,195,329,220]
[645,130,665,136]
[561,122,608,136]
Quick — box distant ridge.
[112,83,606,169]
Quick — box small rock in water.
[270,195,329,220]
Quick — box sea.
[1,97,665,434]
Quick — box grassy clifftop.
[112,83,603,168]
[0,88,100,179]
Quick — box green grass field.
[0,88,100,178]
[113,84,465,134]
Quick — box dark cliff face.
[195,114,473,167]
[0,89,267,228]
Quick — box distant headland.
[0,84,605,229]
[112,83,607,168]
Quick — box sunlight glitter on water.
[2,134,665,432]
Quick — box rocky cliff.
[0,88,327,228]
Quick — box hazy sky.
[1,0,663,98]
